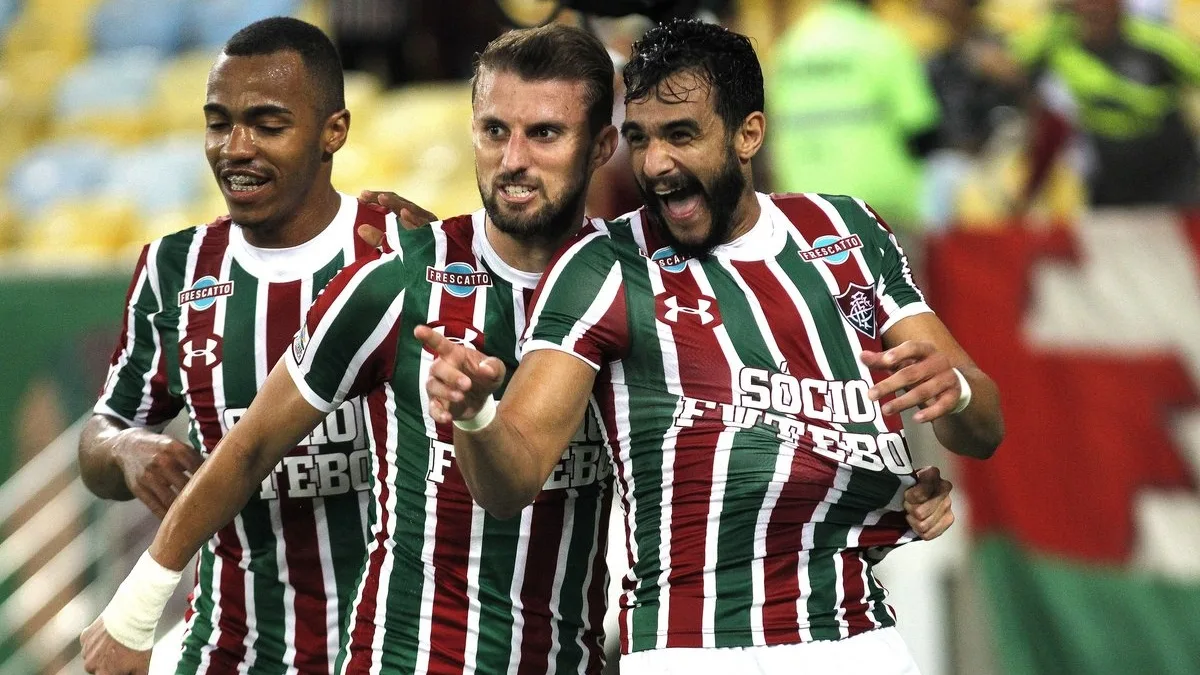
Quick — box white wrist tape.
[99,550,182,651]
[453,395,497,432]
[951,367,973,414]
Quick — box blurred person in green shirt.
[1013,0,1200,207]
[765,0,940,229]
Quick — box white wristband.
[951,367,973,414]
[99,550,183,651]
[453,395,497,432]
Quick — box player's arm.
[82,244,199,519]
[78,414,202,519]
[420,329,596,518]
[866,311,1003,459]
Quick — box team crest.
[422,320,486,355]
[655,293,722,327]
[426,262,492,298]
[178,276,235,310]
[180,334,224,370]
[834,283,876,339]
[800,234,862,265]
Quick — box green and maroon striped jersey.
[286,210,613,675]
[95,194,387,674]
[524,192,930,654]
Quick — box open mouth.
[498,183,537,205]
[655,187,703,221]
[223,172,270,199]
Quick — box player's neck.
[241,184,341,249]
[722,188,762,245]
[484,212,585,274]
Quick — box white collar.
[228,192,356,282]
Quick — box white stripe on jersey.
[688,266,747,648]
[850,196,926,316]
[103,239,162,427]
[461,269,492,674]
[505,506,536,675]
[369,383,401,675]
[630,215,681,651]
[543,491,578,675]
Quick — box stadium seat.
[104,134,209,213]
[153,49,219,133]
[19,197,141,259]
[53,48,164,142]
[185,0,299,50]
[90,0,189,54]
[1,0,99,65]
[5,140,114,220]
[0,0,18,36]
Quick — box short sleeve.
[522,225,628,370]
[286,249,408,412]
[94,243,184,430]
[848,198,932,334]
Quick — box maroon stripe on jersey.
[514,503,568,675]
[584,493,613,674]
[267,279,332,673]
[759,452,836,644]
[354,201,389,258]
[346,388,394,672]
[106,246,149,370]
[424,215,481,671]
[835,550,874,634]
[652,241,731,648]
[207,522,251,669]
[305,250,385,333]
[593,365,636,655]
[856,512,910,546]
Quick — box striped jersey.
[286,210,613,674]
[96,194,386,674]
[523,192,929,653]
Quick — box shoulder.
[772,192,892,239]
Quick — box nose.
[641,138,676,178]
[221,124,256,161]
[501,133,530,173]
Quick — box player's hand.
[903,466,954,540]
[415,325,506,424]
[114,428,203,519]
[80,618,151,675]
[861,341,961,423]
[359,190,437,231]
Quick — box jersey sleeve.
[286,249,408,413]
[522,225,628,370]
[846,197,932,334]
[94,243,184,431]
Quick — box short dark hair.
[223,17,345,116]
[624,18,763,134]
[473,24,615,136]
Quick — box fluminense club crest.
[834,283,876,339]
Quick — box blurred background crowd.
[1,1,1198,674]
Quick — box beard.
[480,168,589,242]
[638,148,746,260]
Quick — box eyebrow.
[621,118,701,137]
[203,103,294,118]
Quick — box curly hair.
[623,18,763,133]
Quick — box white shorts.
[618,627,922,675]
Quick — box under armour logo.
[181,337,223,369]
[423,320,486,356]
[655,293,722,327]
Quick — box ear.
[734,111,765,162]
[590,124,619,172]
[322,108,351,155]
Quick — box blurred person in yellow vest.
[764,0,940,230]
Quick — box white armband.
[99,550,183,651]
[453,395,497,432]
[951,367,973,414]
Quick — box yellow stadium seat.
[363,85,474,181]
[19,198,141,260]
[1,0,96,66]
[153,50,221,133]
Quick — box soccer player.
[419,18,1002,674]
[83,24,622,675]
[78,17,393,674]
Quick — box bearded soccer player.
[78,17,398,675]
[420,19,1002,675]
